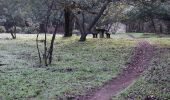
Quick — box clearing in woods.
[0,33,169,100]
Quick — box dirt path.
[77,41,153,100]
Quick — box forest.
[0,0,170,100]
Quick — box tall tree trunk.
[150,17,156,33]
[11,25,16,39]
[167,21,170,34]
[11,33,16,39]
[10,19,17,39]
[79,0,112,42]
[64,8,73,37]
[36,32,42,64]
[159,24,163,34]
[141,21,144,32]
[82,12,85,32]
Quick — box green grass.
[0,34,135,100]
[1,33,169,100]
[115,47,170,100]
[113,36,170,100]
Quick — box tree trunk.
[11,25,16,39]
[150,17,156,33]
[167,21,170,34]
[44,0,54,66]
[79,33,87,41]
[11,33,16,39]
[159,24,163,34]
[48,25,58,64]
[64,8,73,37]
[36,32,42,64]
[79,0,112,41]
[47,12,63,65]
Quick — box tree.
[125,0,170,33]
[66,0,114,41]
[35,0,64,66]
[64,5,74,37]
[0,0,27,39]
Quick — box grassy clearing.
[1,33,169,100]
[0,34,135,100]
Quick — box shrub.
[8,26,22,33]
[0,26,6,33]
[15,27,22,33]
[73,29,81,35]
[23,27,37,34]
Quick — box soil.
[76,41,153,100]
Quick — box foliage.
[16,27,22,33]
[23,27,37,34]
[8,26,22,33]
[0,26,6,33]
[126,0,170,21]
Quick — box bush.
[0,26,6,33]
[23,27,37,34]
[8,26,22,33]
[73,30,81,35]
[15,27,22,33]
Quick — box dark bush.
[0,26,6,33]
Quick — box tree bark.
[166,21,170,34]
[64,8,73,37]
[150,17,156,33]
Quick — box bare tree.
[36,0,63,66]
[47,15,62,64]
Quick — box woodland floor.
[77,41,153,100]
[0,33,170,100]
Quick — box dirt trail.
[77,41,153,100]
